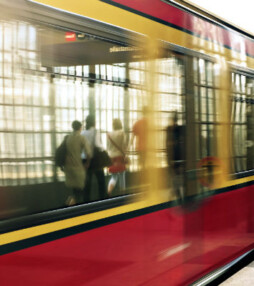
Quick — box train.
[0,0,253,285]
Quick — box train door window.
[193,58,218,160]
[192,57,218,194]
[154,55,185,169]
[231,72,254,174]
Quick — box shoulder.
[119,130,125,137]
[114,130,124,137]
[107,131,116,139]
[133,119,140,131]
[78,133,87,142]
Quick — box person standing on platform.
[81,115,107,202]
[131,106,149,170]
[65,120,91,205]
[166,112,185,201]
[107,118,128,196]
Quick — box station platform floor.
[220,261,254,285]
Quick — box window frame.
[230,64,254,178]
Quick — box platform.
[220,261,254,285]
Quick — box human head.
[86,115,95,130]
[142,105,149,116]
[72,120,82,131]
[113,118,122,130]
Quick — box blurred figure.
[65,120,91,205]
[131,106,149,170]
[81,115,107,202]
[107,118,128,196]
[166,112,185,201]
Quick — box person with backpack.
[81,115,107,202]
[64,120,91,205]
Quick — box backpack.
[55,136,68,169]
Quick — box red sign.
[65,32,76,42]
[197,156,221,188]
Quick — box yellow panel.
[29,0,254,68]
[0,175,253,245]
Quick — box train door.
[185,55,219,199]
[145,47,186,203]
[151,46,219,204]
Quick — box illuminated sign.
[65,32,76,42]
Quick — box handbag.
[55,135,68,170]
[89,131,111,170]
[108,156,126,173]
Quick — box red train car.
[0,0,253,285]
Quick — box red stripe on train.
[106,0,254,57]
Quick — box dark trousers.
[84,168,107,202]
[72,188,83,204]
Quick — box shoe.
[66,196,76,206]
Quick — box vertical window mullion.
[197,58,202,159]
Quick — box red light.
[65,32,76,42]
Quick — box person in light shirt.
[107,118,128,195]
[65,120,91,205]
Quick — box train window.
[193,58,218,161]
[0,15,155,220]
[231,72,254,174]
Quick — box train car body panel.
[0,0,253,285]
[0,184,254,285]
[28,0,254,67]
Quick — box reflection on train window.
[231,72,254,174]
[0,19,173,194]
[193,58,218,160]
[154,56,185,168]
